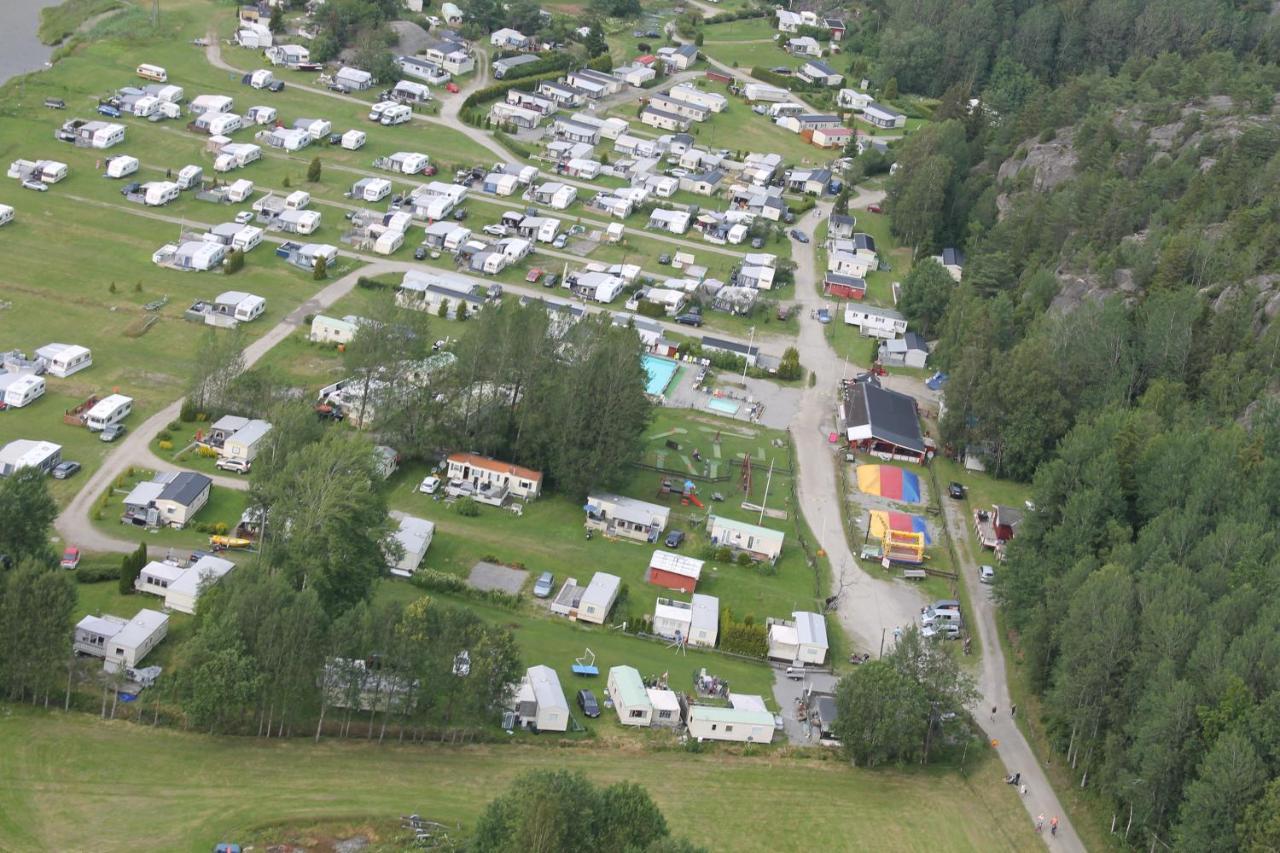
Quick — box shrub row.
[408,568,521,610]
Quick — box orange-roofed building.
[445,452,543,500]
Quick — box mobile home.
[513,664,569,732]
[0,439,61,477]
[104,155,139,179]
[136,63,168,82]
[0,374,45,408]
[607,666,652,727]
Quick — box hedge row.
[749,65,824,92]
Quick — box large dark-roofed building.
[840,377,926,462]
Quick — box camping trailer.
[0,204,14,227]
[136,63,167,82]
[83,394,133,431]
[104,155,139,179]
[35,343,92,378]
[176,164,203,189]
[0,374,46,408]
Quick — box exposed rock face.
[1214,274,1280,334]
[997,129,1078,192]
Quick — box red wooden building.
[645,551,704,594]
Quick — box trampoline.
[868,510,932,545]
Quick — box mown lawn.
[88,465,249,550]
[0,706,1039,852]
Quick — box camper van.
[176,164,203,190]
[380,104,412,126]
[341,129,366,150]
[84,394,133,431]
[136,64,168,83]
[105,155,139,179]
[0,374,46,408]
[367,101,396,122]
[225,178,254,202]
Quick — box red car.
[445,82,460,94]
[867,204,883,214]
[60,547,81,570]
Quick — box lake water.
[0,0,70,87]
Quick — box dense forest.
[851,0,1280,848]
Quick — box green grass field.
[88,466,249,550]
[0,707,1040,852]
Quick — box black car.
[414,246,427,260]
[789,229,810,243]
[452,207,468,221]
[328,132,342,145]
[674,313,703,327]
[52,461,81,480]
[543,273,559,288]
[947,482,966,500]
[577,689,601,718]
[664,530,685,548]
[120,181,141,197]
[658,254,672,265]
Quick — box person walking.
[1020,783,1028,796]
[1011,703,1017,718]
[991,706,997,721]
[1050,816,1059,837]
[1036,814,1045,833]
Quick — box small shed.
[646,550,704,593]
[647,687,681,727]
[608,665,652,727]
[766,611,829,665]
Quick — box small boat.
[209,535,251,549]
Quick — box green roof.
[609,665,649,708]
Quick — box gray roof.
[843,381,924,453]
[941,247,965,266]
[702,335,758,357]
[830,213,855,227]
[158,471,212,507]
[804,59,838,76]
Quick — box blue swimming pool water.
[642,355,678,396]
[707,398,739,415]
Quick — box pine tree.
[313,256,327,281]
[307,157,322,183]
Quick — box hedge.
[409,568,521,609]
[750,65,824,92]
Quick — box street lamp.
[742,326,755,383]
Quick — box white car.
[979,564,995,584]
[482,223,507,237]
[418,475,441,494]
[216,457,251,474]
[235,210,254,224]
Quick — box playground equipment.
[658,478,705,508]
[883,528,926,564]
[572,648,599,677]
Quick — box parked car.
[22,180,49,192]
[96,103,121,118]
[674,313,703,327]
[215,457,251,474]
[664,530,685,548]
[979,565,995,584]
[52,461,82,479]
[487,283,503,300]
[552,233,568,248]
[789,229,809,243]
[668,168,688,179]
[867,204,883,214]
[328,132,342,144]
[750,237,765,249]
[43,97,66,109]
[327,83,349,93]
[100,424,126,442]
[235,210,254,224]
[533,571,555,598]
[576,688,601,718]
[267,80,285,92]
[482,223,506,237]
[947,482,966,499]
[543,273,559,288]
[60,547,81,570]
[658,254,672,265]
[526,268,544,283]
[445,81,460,94]
[816,308,831,324]
[922,622,961,640]
[452,207,468,220]
[418,475,441,494]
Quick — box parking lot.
[466,561,528,595]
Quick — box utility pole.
[741,326,755,383]
[758,458,774,524]
[152,0,159,27]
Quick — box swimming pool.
[707,398,739,416]
[642,355,678,396]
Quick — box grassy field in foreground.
[0,708,1040,852]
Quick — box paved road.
[52,260,407,552]
[942,493,1083,850]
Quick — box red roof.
[447,452,543,483]
[636,54,656,65]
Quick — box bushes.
[76,560,121,583]
[180,398,197,422]
[705,8,766,24]
[750,66,823,92]
[635,301,666,319]
[157,440,173,451]
[409,569,519,609]
[455,497,480,517]
[720,609,768,657]
[356,275,393,290]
